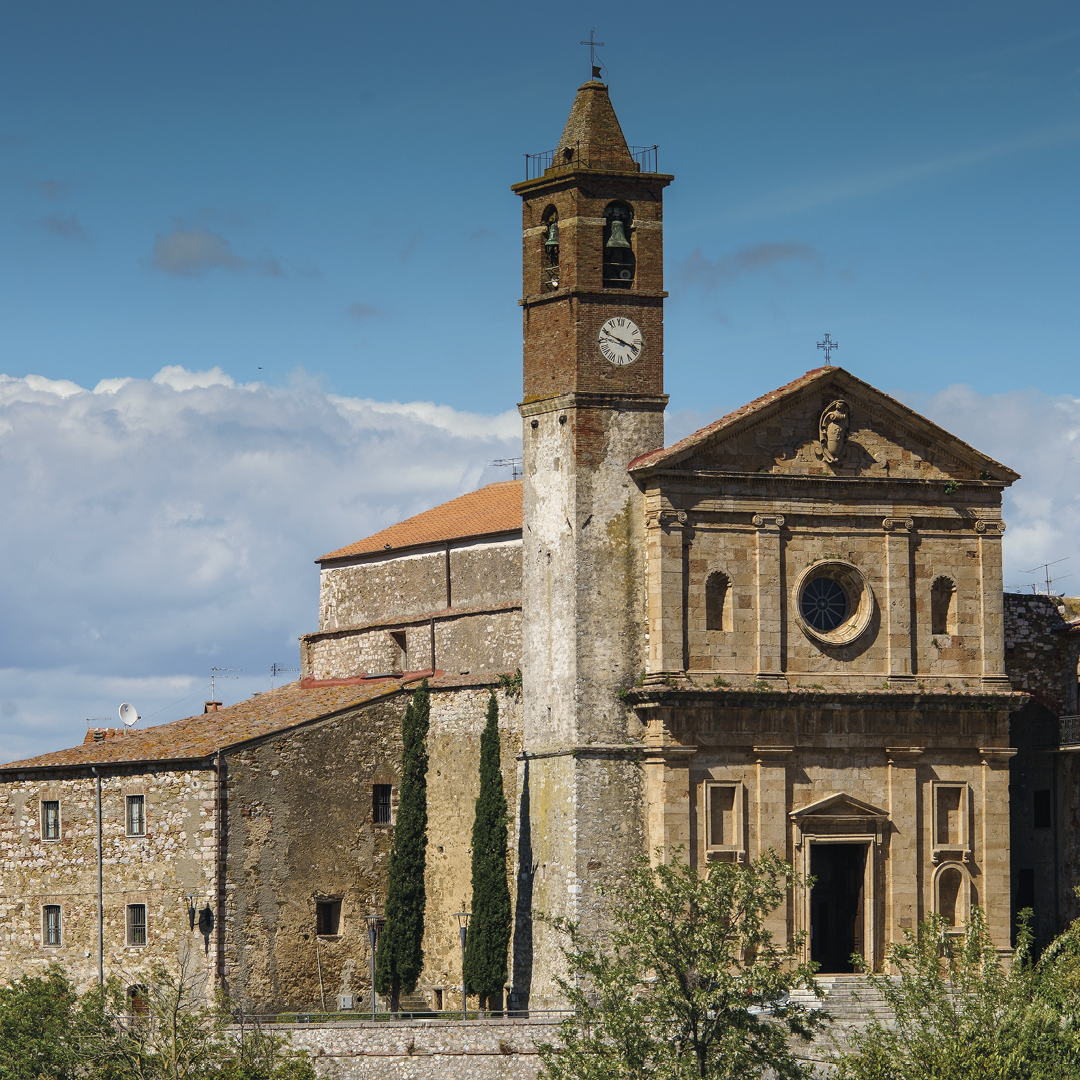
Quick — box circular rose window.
[793,561,876,646]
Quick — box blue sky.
[1,1,1078,758]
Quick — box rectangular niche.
[705,782,744,861]
[932,782,970,863]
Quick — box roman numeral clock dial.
[598,317,643,367]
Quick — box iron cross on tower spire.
[580,29,605,79]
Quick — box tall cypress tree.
[375,679,429,1013]
[462,690,512,1011]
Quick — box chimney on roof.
[204,701,222,713]
[93,729,105,743]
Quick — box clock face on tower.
[598,317,644,366]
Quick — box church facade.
[2,78,1079,1014]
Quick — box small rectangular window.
[127,904,147,946]
[373,785,392,824]
[41,801,61,841]
[1017,868,1035,912]
[126,795,146,836]
[43,905,62,946]
[1034,790,1052,829]
[316,900,341,936]
[936,786,962,846]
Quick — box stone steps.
[789,976,895,1024]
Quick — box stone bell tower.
[510,81,673,1007]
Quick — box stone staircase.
[789,975,895,1025]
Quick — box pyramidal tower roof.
[556,80,636,170]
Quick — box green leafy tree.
[538,849,825,1080]
[375,678,430,1012]
[0,966,78,1080]
[0,959,313,1080]
[835,907,1080,1080]
[462,689,512,1011]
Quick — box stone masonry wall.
[1004,593,1079,716]
[0,763,218,995]
[277,1019,556,1080]
[306,609,521,682]
[224,684,523,1016]
[319,541,522,632]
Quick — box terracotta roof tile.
[318,481,523,562]
[0,680,409,771]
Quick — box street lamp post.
[453,912,471,1020]
[364,914,384,1021]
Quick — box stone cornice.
[627,687,1028,711]
[519,392,668,415]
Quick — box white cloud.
[150,225,284,278]
[896,384,1080,593]
[0,367,520,763]
[151,365,237,391]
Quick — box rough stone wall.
[418,687,522,1010]
[225,698,408,1013]
[319,540,522,632]
[273,1019,557,1080]
[520,398,657,1007]
[224,684,524,1016]
[1004,594,1080,949]
[306,609,521,682]
[0,765,218,994]
[1004,593,1078,716]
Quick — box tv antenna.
[1022,558,1071,595]
[270,663,300,689]
[211,667,241,700]
[489,457,523,480]
[118,702,140,728]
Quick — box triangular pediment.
[630,367,1018,485]
[790,792,889,821]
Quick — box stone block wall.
[278,1018,557,1080]
[319,540,522,633]
[305,609,522,682]
[0,763,218,994]
[1004,593,1078,716]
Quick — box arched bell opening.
[603,202,635,289]
[540,205,560,292]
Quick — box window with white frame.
[127,903,147,946]
[43,905,62,946]
[41,800,61,841]
[126,795,146,836]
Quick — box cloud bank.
[0,369,519,762]
[2,368,1075,765]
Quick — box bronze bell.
[605,219,631,249]
[544,221,559,248]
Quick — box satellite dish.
[119,703,140,728]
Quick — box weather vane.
[817,332,838,364]
[581,29,605,80]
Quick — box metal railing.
[524,144,658,180]
[1061,714,1080,747]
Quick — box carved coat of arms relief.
[815,398,851,464]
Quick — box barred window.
[373,785,392,824]
[127,904,147,946]
[43,905,62,946]
[126,795,146,836]
[41,801,61,841]
[316,899,341,936]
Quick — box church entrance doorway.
[810,843,866,973]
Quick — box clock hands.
[600,330,639,351]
